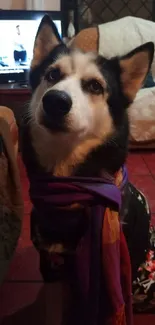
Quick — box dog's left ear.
[31,15,62,69]
[119,42,154,101]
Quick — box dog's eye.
[45,68,62,83]
[82,79,104,95]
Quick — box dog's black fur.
[30,44,69,90]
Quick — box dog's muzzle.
[42,90,72,131]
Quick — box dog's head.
[29,15,154,175]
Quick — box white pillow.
[129,87,155,142]
[98,16,155,78]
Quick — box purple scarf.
[29,167,128,212]
[29,166,133,325]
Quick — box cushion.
[129,86,155,143]
[72,17,155,78]
[0,118,23,284]
[0,106,18,156]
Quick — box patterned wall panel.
[78,0,154,29]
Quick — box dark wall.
[78,0,154,30]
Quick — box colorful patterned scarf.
[29,167,133,325]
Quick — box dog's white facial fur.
[29,51,114,175]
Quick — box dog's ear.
[119,42,154,101]
[31,15,62,69]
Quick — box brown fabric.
[0,106,18,153]
[70,27,98,53]
[130,142,155,149]
[0,117,23,285]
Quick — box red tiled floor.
[127,152,155,214]
[23,200,32,215]
[1,152,155,324]
[134,314,155,325]
[5,246,41,282]
[142,152,155,175]
[129,174,155,213]
[0,282,42,319]
[152,213,155,225]
[127,153,150,176]
[17,214,31,249]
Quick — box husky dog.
[21,15,154,322]
[23,16,153,178]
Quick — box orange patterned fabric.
[101,168,132,325]
[107,305,126,325]
[102,208,120,244]
[102,211,128,325]
[115,168,124,187]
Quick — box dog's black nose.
[42,90,72,118]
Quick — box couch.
[0,106,23,284]
[71,16,155,148]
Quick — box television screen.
[0,19,62,77]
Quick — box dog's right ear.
[31,15,62,69]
